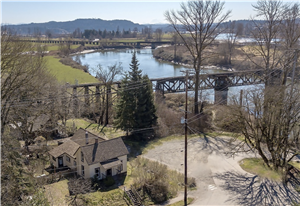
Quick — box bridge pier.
[84,86,90,106]
[214,76,228,105]
[95,86,100,104]
[105,85,111,125]
[73,87,79,117]
[151,43,156,49]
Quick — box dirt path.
[143,136,300,206]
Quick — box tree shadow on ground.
[214,171,300,206]
[195,134,231,154]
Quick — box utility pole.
[183,70,189,206]
[181,69,193,206]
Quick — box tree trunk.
[194,69,200,114]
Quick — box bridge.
[67,69,281,110]
[25,39,173,49]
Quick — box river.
[73,48,260,103]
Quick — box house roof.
[70,128,106,146]
[81,137,129,165]
[48,140,80,158]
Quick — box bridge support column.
[214,76,228,105]
[136,42,141,49]
[155,82,165,102]
[73,87,79,117]
[105,85,111,125]
[151,43,156,49]
[84,86,90,106]
[267,69,282,86]
[95,86,100,105]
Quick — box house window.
[81,152,84,162]
[81,165,84,176]
[52,156,56,161]
[95,167,100,178]
[66,156,70,162]
[74,160,76,166]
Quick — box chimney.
[95,138,98,144]
[85,131,88,145]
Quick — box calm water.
[72,48,226,79]
[73,48,260,103]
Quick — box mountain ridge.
[2,18,170,35]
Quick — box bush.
[131,157,196,204]
[103,176,115,187]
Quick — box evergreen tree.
[135,75,157,132]
[114,52,157,137]
[114,75,135,135]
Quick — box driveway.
[142,136,300,206]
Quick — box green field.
[46,44,80,51]
[45,56,98,84]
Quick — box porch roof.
[101,159,122,170]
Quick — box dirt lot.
[143,136,300,206]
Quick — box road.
[143,136,300,206]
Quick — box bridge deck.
[67,69,265,90]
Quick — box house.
[48,128,129,179]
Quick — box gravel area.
[143,136,300,206]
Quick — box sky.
[0,0,298,25]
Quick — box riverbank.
[152,44,252,72]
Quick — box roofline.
[48,151,77,159]
[85,153,128,166]
[80,136,123,148]
[77,127,106,140]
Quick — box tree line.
[73,26,163,41]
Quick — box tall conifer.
[114,52,157,137]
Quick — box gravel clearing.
[143,136,300,206]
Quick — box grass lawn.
[44,56,98,84]
[169,197,194,206]
[239,158,282,181]
[44,179,69,206]
[65,118,125,139]
[290,161,300,170]
[84,189,125,206]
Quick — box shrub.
[132,157,196,204]
[103,176,115,187]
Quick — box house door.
[107,169,112,176]
[58,157,63,167]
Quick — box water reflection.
[72,48,225,80]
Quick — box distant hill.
[2,18,170,36]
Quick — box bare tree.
[226,0,300,182]
[1,32,51,136]
[45,29,52,39]
[154,28,163,41]
[228,85,300,181]
[279,2,300,85]
[66,177,94,206]
[94,63,123,126]
[59,37,72,57]
[244,0,300,86]
[223,21,242,67]
[165,0,231,114]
